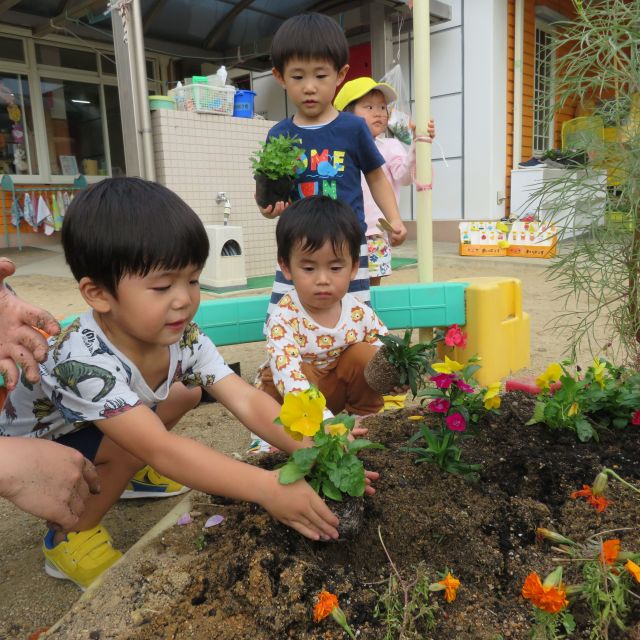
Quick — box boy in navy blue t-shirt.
[258,13,407,318]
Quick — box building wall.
[152,110,278,279]
[251,4,467,224]
[463,0,508,220]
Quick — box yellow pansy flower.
[279,388,325,440]
[568,402,579,417]
[591,357,606,388]
[483,381,501,410]
[328,422,348,437]
[536,362,563,390]
[432,356,464,374]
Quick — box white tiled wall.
[152,110,278,278]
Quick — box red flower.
[454,379,474,393]
[432,373,457,389]
[632,410,640,425]
[428,398,451,413]
[444,325,467,349]
[445,412,466,432]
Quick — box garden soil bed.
[46,393,640,639]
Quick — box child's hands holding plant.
[258,469,340,541]
[275,387,384,502]
[255,198,289,219]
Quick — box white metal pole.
[131,0,155,181]
[413,0,433,283]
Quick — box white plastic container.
[200,225,247,291]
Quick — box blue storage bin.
[233,90,256,118]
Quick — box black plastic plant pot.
[254,173,293,209]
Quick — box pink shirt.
[362,137,416,237]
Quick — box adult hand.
[0,438,100,530]
[0,258,59,389]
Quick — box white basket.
[169,84,235,115]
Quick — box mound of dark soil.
[51,393,640,639]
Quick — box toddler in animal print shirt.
[255,196,388,420]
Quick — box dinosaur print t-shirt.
[0,311,233,440]
[267,111,384,227]
[257,290,387,400]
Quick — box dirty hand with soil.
[0,257,59,388]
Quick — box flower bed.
[47,392,640,639]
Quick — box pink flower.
[432,373,457,389]
[455,379,474,393]
[632,410,640,426]
[429,398,451,413]
[444,325,467,349]
[445,412,466,431]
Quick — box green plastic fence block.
[0,283,467,388]
[49,282,469,352]
[371,282,467,330]
[194,295,270,345]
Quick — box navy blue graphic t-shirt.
[267,111,384,228]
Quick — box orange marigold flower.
[438,572,461,602]
[570,484,594,499]
[588,494,611,513]
[570,485,611,512]
[521,572,569,614]
[600,539,620,566]
[625,559,640,583]
[313,591,339,622]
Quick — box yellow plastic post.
[447,277,530,386]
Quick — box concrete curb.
[43,492,194,637]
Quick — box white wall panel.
[431,93,462,157]
[430,28,462,97]
[429,157,462,220]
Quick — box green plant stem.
[604,468,640,495]
[378,526,414,638]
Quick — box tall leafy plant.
[532,0,640,366]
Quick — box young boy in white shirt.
[0,178,351,590]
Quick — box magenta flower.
[455,379,474,393]
[432,373,457,389]
[428,398,451,413]
[444,325,467,349]
[445,412,466,432]
[632,410,640,426]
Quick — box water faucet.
[216,192,231,226]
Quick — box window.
[40,78,105,175]
[0,36,24,63]
[533,23,554,154]
[36,44,97,73]
[0,36,156,180]
[0,74,37,174]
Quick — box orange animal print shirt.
[257,290,387,401]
